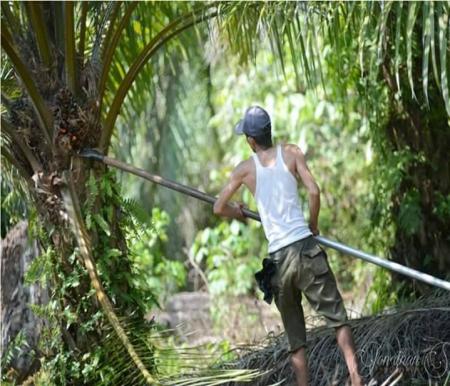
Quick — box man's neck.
[255,144,274,153]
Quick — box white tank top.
[252,144,312,253]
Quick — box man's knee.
[335,324,357,349]
[335,323,351,335]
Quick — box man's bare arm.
[213,163,247,222]
[292,146,321,235]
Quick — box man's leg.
[335,325,363,386]
[297,242,363,385]
[290,347,308,386]
[269,244,310,386]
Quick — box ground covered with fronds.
[220,291,450,386]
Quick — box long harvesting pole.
[78,149,450,291]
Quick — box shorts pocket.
[302,244,329,276]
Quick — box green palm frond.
[215,1,449,115]
[90,1,119,71]
[437,2,449,116]
[1,1,24,46]
[24,2,53,68]
[0,128,31,181]
[77,1,89,64]
[1,117,42,173]
[394,1,404,97]
[422,1,432,106]
[98,2,138,113]
[429,1,440,91]
[64,2,77,94]
[101,3,217,152]
[52,2,65,53]
[1,57,19,98]
[1,27,53,144]
[406,1,419,101]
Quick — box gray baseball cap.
[234,106,271,136]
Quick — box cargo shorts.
[269,235,349,353]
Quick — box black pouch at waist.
[254,258,277,304]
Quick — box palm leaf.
[1,28,53,145]
[1,59,20,98]
[331,3,343,76]
[1,117,42,173]
[98,2,138,115]
[357,4,371,76]
[64,2,77,94]
[311,12,327,94]
[429,1,440,90]
[406,1,418,100]
[100,1,123,57]
[77,1,89,66]
[24,2,52,68]
[306,11,319,88]
[1,144,31,180]
[394,1,403,96]
[52,2,65,53]
[91,2,117,71]
[422,1,431,106]
[1,2,23,46]
[271,16,287,78]
[438,2,449,116]
[101,4,217,152]
[376,0,393,66]
[284,22,300,88]
[214,1,448,113]
[295,13,312,88]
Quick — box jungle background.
[1,1,449,385]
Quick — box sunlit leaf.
[422,1,431,106]
[406,2,418,100]
[438,3,449,116]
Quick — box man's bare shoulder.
[232,158,254,176]
[283,143,305,158]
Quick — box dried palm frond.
[220,291,450,386]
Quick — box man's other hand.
[309,224,320,236]
[233,202,248,224]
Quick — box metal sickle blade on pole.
[78,149,450,292]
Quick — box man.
[213,106,364,386]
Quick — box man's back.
[234,143,311,195]
[214,142,321,240]
[246,144,312,252]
